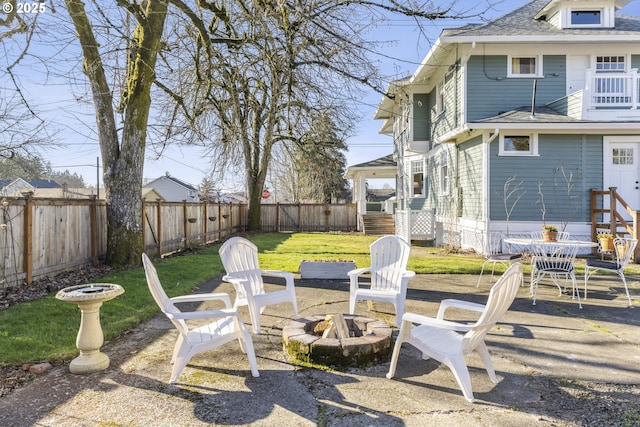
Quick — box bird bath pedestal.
[55,284,124,374]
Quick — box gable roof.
[146,174,197,191]
[351,154,396,169]
[442,0,640,42]
[28,179,61,189]
[345,154,397,180]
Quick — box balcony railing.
[586,69,640,109]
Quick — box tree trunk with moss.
[65,0,168,266]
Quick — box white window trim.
[498,133,539,156]
[507,55,543,78]
[594,54,627,73]
[567,8,604,28]
[436,83,445,116]
[411,159,426,198]
[439,151,449,196]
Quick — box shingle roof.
[443,0,640,39]
[350,154,396,169]
[164,175,197,191]
[28,179,61,189]
[470,106,583,124]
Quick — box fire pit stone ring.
[282,314,394,367]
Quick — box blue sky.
[25,0,640,190]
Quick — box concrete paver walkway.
[1,271,639,426]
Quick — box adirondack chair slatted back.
[142,253,189,336]
[369,235,411,292]
[219,237,266,298]
[461,263,522,355]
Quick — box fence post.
[203,203,208,244]
[183,200,189,247]
[609,187,617,236]
[90,195,98,265]
[22,192,33,284]
[590,188,597,255]
[218,203,222,240]
[156,200,163,257]
[324,204,330,232]
[634,210,640,263]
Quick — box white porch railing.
[586,69,640,109]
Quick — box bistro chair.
[584,237,637,305]
[386,263,523,402]
[219,237,298,334]
[142,253,259,383]
[477,231,523,287]
[530,242,582,308]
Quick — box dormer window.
[535,3,615,29]
[571,10,602,26]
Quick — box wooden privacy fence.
[260,203,358,232]
[0,195,357,288]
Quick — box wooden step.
[362,214,395,235]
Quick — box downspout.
[484,129,500,235]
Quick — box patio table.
[503,237,598,251]
[504,238,598,309]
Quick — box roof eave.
[442,35,640,43]
[469,122,640,130]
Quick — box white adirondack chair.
[142,253,259,383]
[219,237,298,334]
[386,263,523,402]
[348,235,415,328]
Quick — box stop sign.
[261,189,270,199]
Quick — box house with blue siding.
[374,0,640,252]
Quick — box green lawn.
[1,232,632,366]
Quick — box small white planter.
[299,261,355,279]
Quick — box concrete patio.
[1,270,639,426]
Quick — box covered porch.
[345,154,397,232]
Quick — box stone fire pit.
[282,314,393,367]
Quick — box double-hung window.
[411,160,425,197]
[439,152,449,195]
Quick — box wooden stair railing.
[590,187,640,263]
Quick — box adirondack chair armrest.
[401,312,473,332]
[401,270,416,280]
[436,299,486,320]
[261,270,296,289]
[348,267,370,278]
[166,308,239,321]
[222,274,254,296]
[348,267,371,293]
[170,292,232,308]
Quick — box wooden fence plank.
[0,197,356,288]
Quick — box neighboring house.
[374,0,640,251]
[145,174,198,202]
[0,178,61,197]
[0,178,33,196]
[142,187,165,202]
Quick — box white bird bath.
[55,283,124,374]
